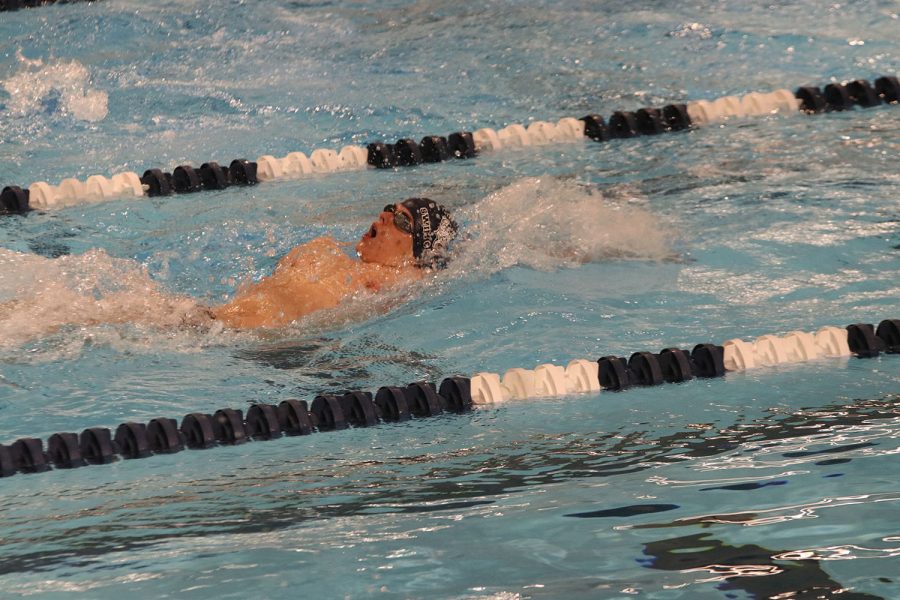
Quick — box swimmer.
[203,197,458,329]
[0,198,457,338]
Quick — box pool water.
[0,1,898,598]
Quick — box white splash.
[0,248,208,354]
[292,178,678,335]
[0,178,676,356]
[2,53,108,122]
[450,177,676,277]
[668,22,713,39]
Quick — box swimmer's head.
[356,198,458,268]
[399,198,458,268]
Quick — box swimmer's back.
[212,237,419,328]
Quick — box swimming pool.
[1,0,898,598]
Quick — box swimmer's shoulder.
[277,236,354,271]
[356,261,423,291]
[304,236,345,252]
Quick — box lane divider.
[0,0,81,10]
[1,318,896,479]
[2,74,898,214]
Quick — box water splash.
[0,178,675,356]
[2,53,108,122]
[451,177,676,277]
[292,178,677,333]
[668,22,714,40]
[0,248,208,354]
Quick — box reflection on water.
[0,394,896,583]
[566,504,679,519]
[236,333,442,381]
[643,533,884,599]
[629,489,900,533]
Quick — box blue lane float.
[0,319,896,479]
[1,74,898,214]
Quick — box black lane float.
[1,319,896,479]
[2,75,898,214]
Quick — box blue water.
[1,1,899,598]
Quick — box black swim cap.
[400,197,458,268]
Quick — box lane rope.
[0,0,92,11]
[1,318,896,479]
[2,75,898,214]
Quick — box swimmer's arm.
[210,295,272,329]
[212,250,364,328]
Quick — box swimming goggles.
[383,204,413,235]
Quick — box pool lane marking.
[0,319,897,478]
[2,75,898,214]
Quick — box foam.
[0,248,210,354]
[286,178,677,336]
[451,177,676,276]
[0,178,676,355]
[2,53,108,122]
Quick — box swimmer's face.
[356,203,415,267]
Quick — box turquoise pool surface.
[0,1,898,598]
